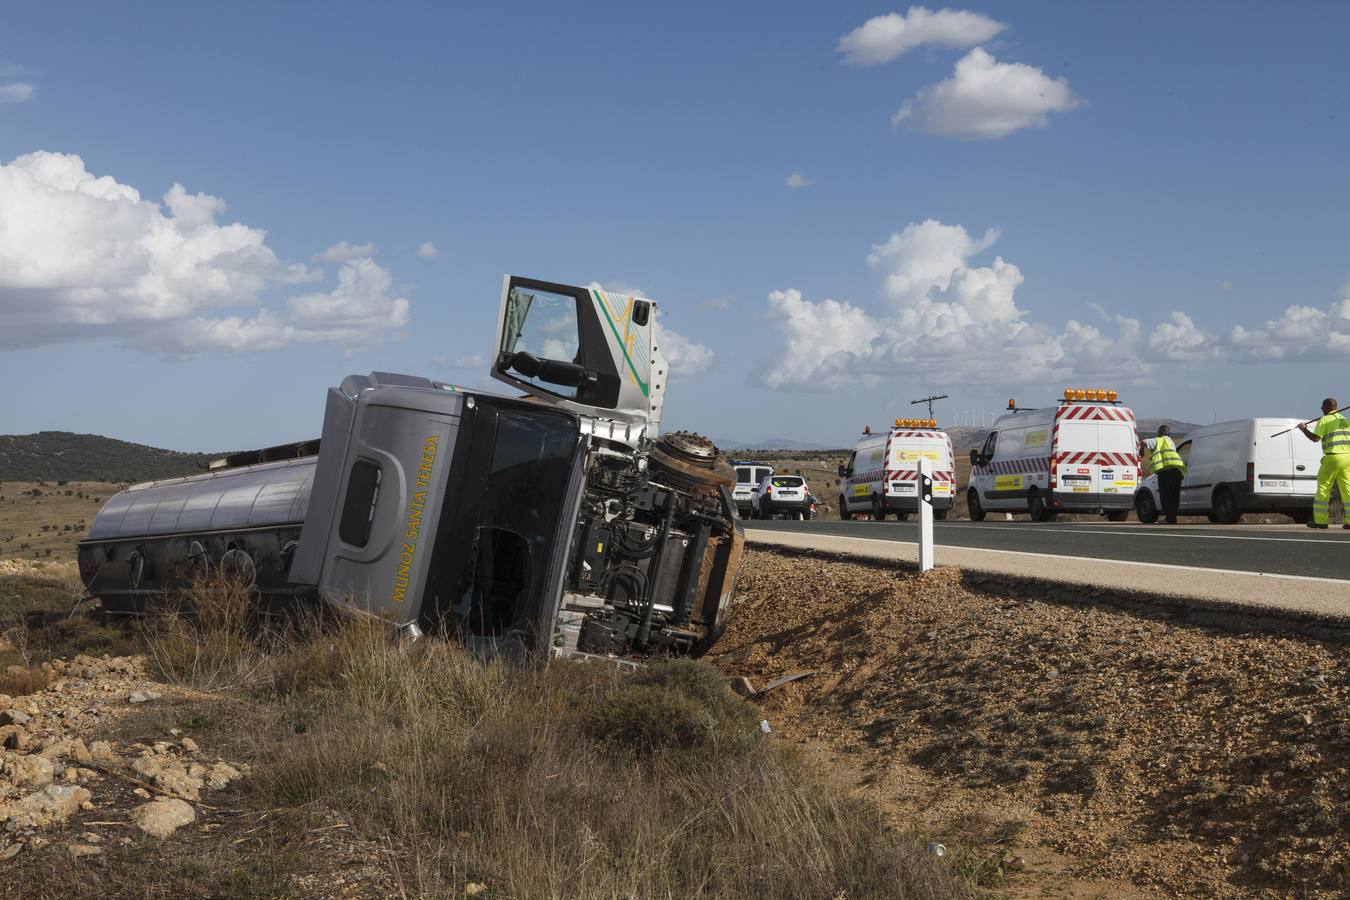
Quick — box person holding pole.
[1297,397,1350,529]
[1141,425,1186,525]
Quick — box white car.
[732,462,774,519]
[1134,418,1320,524]
[751,474,812,520]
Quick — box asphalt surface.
[747,519,1350,581]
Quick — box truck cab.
[79,276,744,661]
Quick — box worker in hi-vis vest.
[1298,397,1350,529]
[1142,424,1186,525]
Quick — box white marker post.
[917,457,934,571]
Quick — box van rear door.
[1055,418,1137,496]
[888,435,952,500]
[1256,423,1318,498]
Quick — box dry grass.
[0,480,112,561]
[123,579,967,899]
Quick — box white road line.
[943,523,1340,545]
[745,531,1350,587]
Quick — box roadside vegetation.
[1,564,964,899]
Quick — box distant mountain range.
[0,432,218,483]
[708,437,840,452]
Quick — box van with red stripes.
[838,418,955,521]
[967,390,1139,522]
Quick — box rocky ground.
[713,548,1350,898]
[0,651,246,861]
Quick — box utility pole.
[911,393,949,420]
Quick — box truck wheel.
[1105,510,1129,522]
[871,495,887,521]
[967,489,986,522]
[1029,489,1056,522]
[1213,487,1242,524]
[1135,491,1159,524]
[839,496,852,521]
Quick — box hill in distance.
[0,432,219,483]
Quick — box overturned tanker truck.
[77,275,743,659]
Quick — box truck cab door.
[491,275,666,439]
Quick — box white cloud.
[1146,312,1221,362]
[698,296,735,311]
[654,313,714,379]
[417,241,440,259]
[450,353,486,368]
[758,218,1230,392]
[313,240,376,262]
[0,82,35,104]
[0,150,409,356]
[838,7,1006,66]
[893,48,1081,139]
[786,171,814,190]
[1227,300,1350,362]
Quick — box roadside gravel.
[714,548,1350,897]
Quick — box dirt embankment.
[714,549,1350,898]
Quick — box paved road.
[747,519,1350,581]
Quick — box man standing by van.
[1142,425,1186,525]
[1297,398,1350,529]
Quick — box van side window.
[846,451,857,473]
[980,432,998,459]
[338,460,381,547]
[1177,440,1192,465]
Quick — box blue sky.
[2,1,1348,450]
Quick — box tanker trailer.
[76,275,743,659]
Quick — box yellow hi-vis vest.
[1149,435,1185,473]
[1313,412,1350,455]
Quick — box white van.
[838,419,955,520]
[1133,418,1320,524]
[968,390,1139,522]
[732,461,774,519]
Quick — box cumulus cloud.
[655,313,715,379]
[1227,300,1350,362]
[786,171,814,190]
[838,7,1006,66]
[0,82,35,104]
[893,48,1081,139]
[313,240,376,262]
[417,241,440,259]
[0,150,409,355]
[757,218,1234,392]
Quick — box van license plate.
[1259,479,1291,489]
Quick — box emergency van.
[967,389,1139,522]
[838,419,955,520]
[732,461,774,519]
[1134,418,1321,524]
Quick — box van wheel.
[1105,510,1129,522]
[968,489,986,522]
[895,512,909,522]
[934,509,948,521]
[871,495,887,521]
[1206,511,1218,523]
[1135,491,1159,524]
[1290,509,1311,525]
[839,496,852,521]
[1213,487,1243,524]
[1028,489,1056,522]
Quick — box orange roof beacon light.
[894,418,903,428]
[863,425,872,435]
[1107,389,1118,402]
[1062,388,1073,401]
[1009,398,1018,409]
[1074,388,1088,401]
